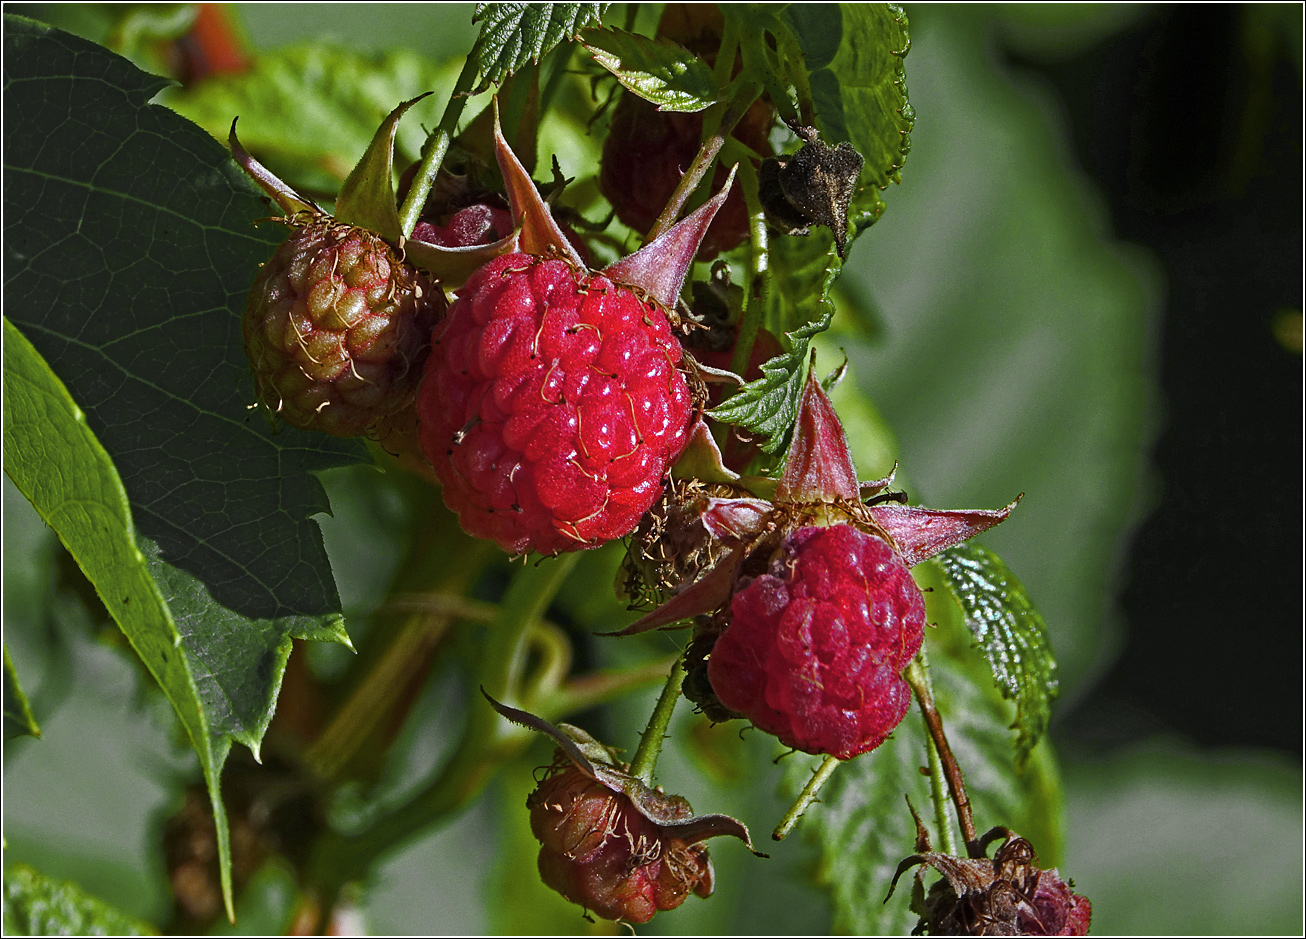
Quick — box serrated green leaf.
[782,4,914,232]
[784,569,1063,933]
[2,863,156,936]
[933,541,1059,768]
[167,45,457,196]
[472,3,608,89]
[3,645,41,740]
[580,27,720,112]
[709,246,842,454]
[3,20,368,920]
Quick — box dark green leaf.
[167,45,456,196]
[784,566,1063,932]
[3,17,364,623]
[580,27,720,112]
[472,3,609,89]
[2,864,156,936]
[934,542,1059,767]
[783,4,914,232]
[3,645,40,740]
[709,245,841,454]
[3,21,365,918]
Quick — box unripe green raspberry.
[243,217,445,437]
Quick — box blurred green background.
[4,3,1301,935]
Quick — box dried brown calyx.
[889,822,1093,936]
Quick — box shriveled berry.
[707,524,925,759]
[417,252,693,555]
[528,762,712,924]
[243,217,444,437]
[896,831,1093,936]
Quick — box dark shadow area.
[1006,6,1303,755]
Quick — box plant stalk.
[773,754,840,841]
[730,154,769,379]
[904,655,979,855]
[924,713,958,857]
[646,79,762,241]
[308,553,579,896]
[628,656,687,785]
[398,53,479,236]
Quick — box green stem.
[904,654,979,856]
[303,611,448,781]
[713,15,740,89]
[398,54,479,236]
[535,654,679,719]
[924,712,958,857]
[646,79,762,241]
[308,553,579,895]
[628,656,687,785]
[730,154,768,379]
[773,754,840,841]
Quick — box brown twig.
[904,657,981,856]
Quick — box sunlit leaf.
[709,246,841,454]
[580,27,720,112]
[2,864,156,936]
[472,3,609,89]
[934,541,1059,767]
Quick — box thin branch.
[904,656,980,855]
[773,754,840,841]
[628,656,687,785]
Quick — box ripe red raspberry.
[243,217,444,438]
[417,252,693,555]
[529,761,712,924]
[707,524,926,759]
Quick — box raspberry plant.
[1,4,1144,934]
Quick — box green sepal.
[335,94,432,242]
